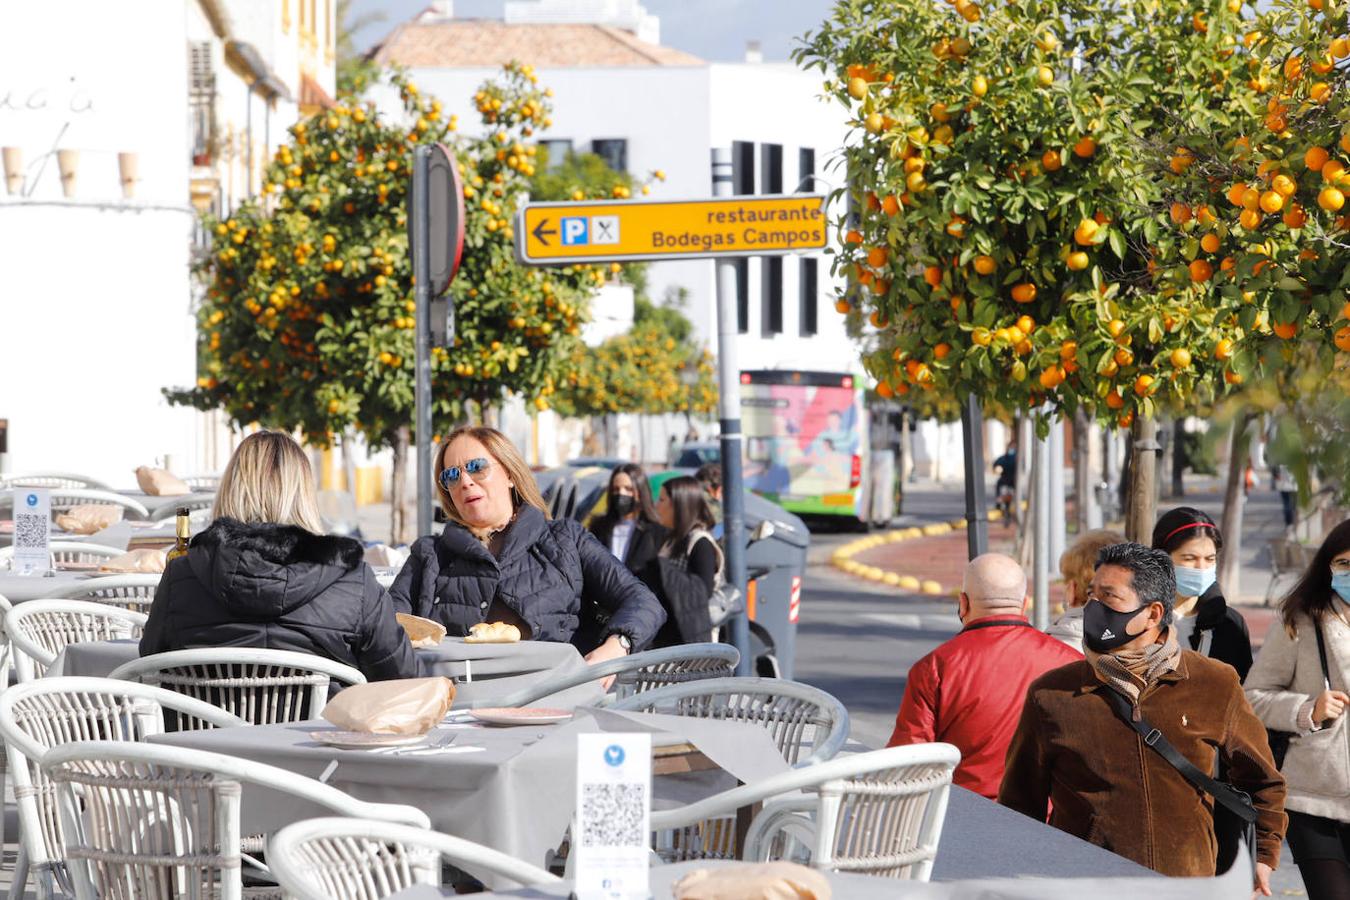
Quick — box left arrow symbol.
[532,218,558,245]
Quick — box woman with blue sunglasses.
[388,426,665,669]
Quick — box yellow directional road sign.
[516,194,829,265]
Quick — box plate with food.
[469,707,572,727]
[309,731,428,750]
[463,622,522,644]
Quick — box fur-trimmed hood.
[187,518,366,618]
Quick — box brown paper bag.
[321,677,456,735]
[98,548,167,574]
[673,863,832,900]
[396,613,447,649]
[135,466,191,497]
[56,504,124,535]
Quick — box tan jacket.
[1245,609,1350,823]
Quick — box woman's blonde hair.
[1059,528,1126,605]
[434,426,548,528]
[213,431,324,533]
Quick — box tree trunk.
[1171,418,1187,498]
[1125,416,1160,543]
[1073,410,1093,533]
[1219,413,1256,598]
[390,425,412,546]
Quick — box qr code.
[580,782,646,848]
[14,513,46,549]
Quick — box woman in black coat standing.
[389,427,665,668]
[589,463,667,577]
[140,431,418,682]
[646,476,724,648]
[1151,506,1253,679]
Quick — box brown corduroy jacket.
[997,649,1287,875]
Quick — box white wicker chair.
[0,474,112,491]
[652,743,960,879]
[48,573,162,613]
[6,600,147,682]
[610,677,851,767]
[147,495,216,523]
[1,542,124,570]
[44,742,430,900]
[0,677,248,900]
[182,474,222,492]
[269,817,562,899]
[110,648,366,726]
[45,488,149,520]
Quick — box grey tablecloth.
[0,569,157,603]
[113,490,216,521]
[155,708,790,888]
[47,638,605,708]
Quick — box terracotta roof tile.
[372,21,704,68]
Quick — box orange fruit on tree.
[1333,37,1350,58]
[1341,300,1350,320]
[1240,208,1263,229]
[1038,365,1065,389]
[1189,259,1214,282]
[1107,318,1127,338]
[1105,390,1126,410]
[875,381,894,399]
[1224,369,1243,385]
[1323,159,1347,183]
[1170,203,1192,225]
[1011,282,1038,303]
[1214,338,1235,360]
[869,310,888,327]
[1115,347,1135,367]
[906,171,927,192]
[934,342,952,360]
[1060,340,1079,361]
[1201,233,1221,253]
[1306,146,1331,170]
[867,246,889,268]
[1196,205,1218,227]
[950,295,964,312]
[1074,218,1100,245]
[1227,183,1249,207]
[1319,187,1346,211]
[1334,326,1350,352]
[845,229,863,244]
[870,278,890,295]
[835,299,851,314]
[1170,348,1193,369]
[1341,133,1350,155]
[1017,315,1036,334]
[972,327,992,346]
[1066,250,1090,270]
[1073,136,1097,157]
[1036,65,1055,87]
[881,194,901,216]
[1134,374,1156,396]
[946,217,967,237]
[1284,204,1308,228]
[923,265,942,288]
[1118,411,1135,429]
[973,255,997,275]
[1240,187,1261,210]
[1311,82,1332,103]
[1042,150,1062,171]
[1259,190,1284,213]
[847,76,869,99]
[972,74,989,97]
[1274,321,1298,339]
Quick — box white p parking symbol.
[561,217,589,245]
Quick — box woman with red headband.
[1151,507,1253,679]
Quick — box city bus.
[740,370,895,528]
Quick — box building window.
[732,141,755,195]
[762,257,783,335]
[799,147,815,192]
[189,42,216,166]
[760,143,783,194]
[540,139,573,169]
[800,258,819,336]
[735,258,750,334]
[591,139,628,173]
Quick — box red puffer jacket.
[887,615,1082,799]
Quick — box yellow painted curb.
[830,512,983,595]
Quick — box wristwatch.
[613,633,633,653]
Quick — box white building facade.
[0,0,336,486]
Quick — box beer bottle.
[166,507,191,562]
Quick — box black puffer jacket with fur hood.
[140,518,418,682]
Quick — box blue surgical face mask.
[1331,571,1350,605]
[1174,564,1217,599]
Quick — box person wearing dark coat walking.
[1151,507,1253,680]
[642,476,722,648]
[589,463,667,578]
[389,427,665,673]
[140,431,418,683]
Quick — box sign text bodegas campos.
[515,194,829,265]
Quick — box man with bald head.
[887,553,1083,799]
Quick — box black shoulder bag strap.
[960,619,1035,634]
[1099,688,1258,827]
[1315,620,1332,691]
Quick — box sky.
[347,0,837,62]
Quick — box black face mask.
[1082,599,1152,653]
[611,493,636,516]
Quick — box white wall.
[0,0,201,486]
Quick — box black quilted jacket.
[139,518,419,682]
[389,504,666,652]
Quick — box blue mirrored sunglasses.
[438,457,490,490]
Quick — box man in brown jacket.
[999,542,1285,893]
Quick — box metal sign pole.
[711,147,752,678]
[413,145,434,539]
[960,394,989,559]
[1033,418,1052,630]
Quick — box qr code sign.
[580,782,645,848]
[14,513,47,549]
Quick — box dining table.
[46,637,608,709]
[154,707,790,890]
[0,566,162,603]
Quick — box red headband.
[1162,521,1212,544]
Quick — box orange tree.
[1148,0,1350,496]
[797,0,1258,535]
[167,64,603,542]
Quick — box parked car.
[672,442,721,470]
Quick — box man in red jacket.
[887,553,1082,799]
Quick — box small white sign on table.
[574,732,652,900]
[10,488,51,575]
